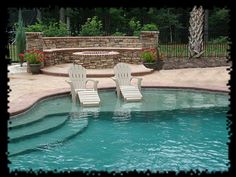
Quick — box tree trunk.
[36,8,42,21]
[188,6,204,58]
[168,9,173,43]
[16,8,26,67]
[59,8,65,23]
[204,9,209,42]
[66,16,70,35]
[170,26,173,43]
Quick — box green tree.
[108,8,127,35]
[155,8,183,43]
[9,7,229,42]
[208,7,229,40]
[36,8,42,21]
[59,8,66,23]
[15,9,26,66]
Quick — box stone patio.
[8,63,230,116]
[40,63,154,77]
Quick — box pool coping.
[8,85,229,117]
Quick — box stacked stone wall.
[26,31,157,68]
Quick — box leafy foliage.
[79,16,104,36]
[209,36,229,44]
[25,20,44,32]
[26,21,68,37]
[208,8,229,40]
[141,23,158,31]
[9,7,229,40]
[128,18,141,36]
[140,48,157,63]
[44,22,68,37]
[108,8,127,34]
[19,48,45,64]
[112,31,126,36]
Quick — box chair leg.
[116,87,120,97]
[71,90,77,104]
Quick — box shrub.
[26,21,68,37]
[128,18,141,36]
[112,31,126,36]
[25,20,45,32]
[79,16,104,36]
[44,22,68,37]
[209,36,229,44]
[140,48,157,63]
[19,48,45,64]
[141,23,158,31]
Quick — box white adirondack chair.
[111,63,143,101]
[66,64,100,106]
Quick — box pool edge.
[9,86,229,117]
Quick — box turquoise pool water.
[8,88,229,172]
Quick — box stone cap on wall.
[43,47,143,52]
[73,51,120,56]
[26,32,43,34]
[140,31,159,34]
[42,36,139,39]
[25,32,43,37]
[140,31,159,37]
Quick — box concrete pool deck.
[8,63,230,116]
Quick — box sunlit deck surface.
[8,63,230,116]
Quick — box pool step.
[8,113,69,143]
[8,109,70,129]
[8,113,89,157]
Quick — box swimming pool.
[8,88,229,172]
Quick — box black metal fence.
[159,43,229,59]
[7,43,19,63]
[158,26,229,59]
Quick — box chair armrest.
[86,79,99,90]
[65,79,72,83]
[131,77,143,90]
[111,77,117,82]
[65,79,76,93]
[111,77,119,86]
[65,79,73,89]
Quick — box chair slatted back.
[68,64,87,89]
[114,63,131,86]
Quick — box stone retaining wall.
[26,31,159,69]
[43,36,142,49]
